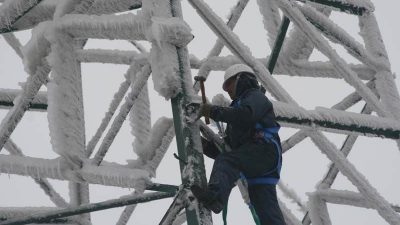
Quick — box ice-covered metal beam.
[302,104,371,225]
[158,0,212,223]
[0,0,142,34]
[0,89,47,111]
[1,33,23,58]
[298,4,389,71]
[281,80,376,154]
[276,0,388,117]
[196,56,375,80]
[257,0,282,48]
[85,65,135,157]
[274,101,400,139]
[0,0,45,33]
[92,64,151,166]
[75,49,374,80]
[4,139,69,207]
[194,0,249,92]
[188,0,296,104]
[295,0,373,15]
[57,13,193,47]
[318,105,371,188]
[278,200,303,225]
[281,6,330,61]
[0,63,50,152]
[308,131,400,224]
[0,207,78,224]
[315,189,400,213]
[159,189,189,225]
[0,155,151,188]
[75,49,141,65]
[0,192,175,225]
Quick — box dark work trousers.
[203,140,286,225]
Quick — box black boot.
[190,185,224,214]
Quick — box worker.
[191,64,286,225]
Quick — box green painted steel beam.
[0,100,47,111]
[2,96,397,139]
[296,0,368,15]
[267,16,290,75]
[0,217,71,224]
[261,16,290,94]
[0,192,175,225]
[146,183,179,193]
[169,0,211,224]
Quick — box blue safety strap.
[232,98,282,185]
[246,125,282,185]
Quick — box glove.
[199,103,212,118]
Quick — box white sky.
[0,0,400,224]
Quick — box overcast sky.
[1,0,400,224]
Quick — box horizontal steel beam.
[0,0,142,34]
[0,207,77,224]
[315,189,400,213]
[0,192,175,225]
[2,98,397,139]
[0,155,151,188]
[76,48,374,80]
[274,102,400,139]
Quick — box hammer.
[194,76,210,124]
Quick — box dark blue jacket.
[209,75,280,149]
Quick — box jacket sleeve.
[209,105,254,130]
[209,91,271,129]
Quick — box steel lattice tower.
[0,0,399,224]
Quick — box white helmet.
[223,64,254,91]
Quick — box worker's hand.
[199,103,212,118]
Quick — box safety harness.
[222,98,282,225]
[232,98,282,185]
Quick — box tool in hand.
[194,75,210,124]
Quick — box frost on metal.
[1,0,400,224]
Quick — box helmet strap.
[232,73,241,98]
